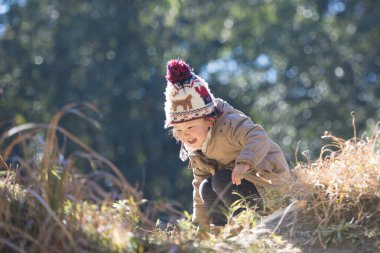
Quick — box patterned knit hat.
[164,59,216,128]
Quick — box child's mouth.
[188,138,197,145]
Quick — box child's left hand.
[231,163,251,185]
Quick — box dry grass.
[0,103,160,252]
[0,106,379,252]
[291,119,380,248]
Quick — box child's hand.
[231,163,251,185]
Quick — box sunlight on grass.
[0,107,379,252]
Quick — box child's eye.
[187,126,193,130]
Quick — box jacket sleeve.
[191,167,211,227]
[227,116,271,170]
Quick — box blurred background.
[0,0,379,213]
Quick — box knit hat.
[164,59,216,128]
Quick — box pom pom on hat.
[166,59,192,85]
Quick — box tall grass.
[1,106,379,252]
[292,118,380,248]
[0,103,153,252]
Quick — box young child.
[163,59,291,234]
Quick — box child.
[164,59,291,234]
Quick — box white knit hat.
[164,59,216,128]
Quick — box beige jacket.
[179,99,291,226]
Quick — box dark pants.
[199,169,262,226]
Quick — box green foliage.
[319,221,358,245]
[176,211,198,240]
[112,197,147,226]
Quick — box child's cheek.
[177,133,186,142]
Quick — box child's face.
[172,118,213,150]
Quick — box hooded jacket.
[179,99,291,226]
